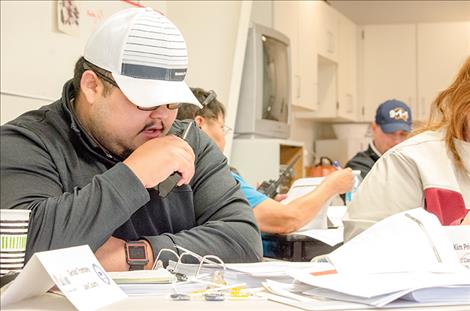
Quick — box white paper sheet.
[328,208,461,274]
[109,269,177,284]
[287,228,344,246]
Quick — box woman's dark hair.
[176,87,225,120]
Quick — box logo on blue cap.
[375,99,412,133]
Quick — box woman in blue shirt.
[177,88,353,234]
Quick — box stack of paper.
[109,269,176,284]
[263,208,470,309]
[166,261,334,288]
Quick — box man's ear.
[194,115,205,128]
[80,71,102,103]
[371,121,379,132]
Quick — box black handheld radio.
[256,154,301,199]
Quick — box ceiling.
[328,0,470,25]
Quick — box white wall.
[0,0,166,124]
[165,1,241,110]
[1,0,316,166]
[251,0,273,27]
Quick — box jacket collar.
[367,143,381,162]
[60,80,121,163]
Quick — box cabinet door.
[274,1,317,111]
[297,0,318,111]
[417,22,470,121]
[273,1,301,109]
[362,24,416,122]
[337,13,357,121]
[314,1,338,62]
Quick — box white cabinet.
[273,1,317,111]
[295,10,357,121]
[230,138,304,187]
[360,22,470,122]
[337,12,357,120]
[361,24,417,122]
[313,1,339,62]
[416,22,470,121]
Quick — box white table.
[3,293,469,311]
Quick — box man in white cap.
[0,8,262,271]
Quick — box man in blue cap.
[346,99,412,178]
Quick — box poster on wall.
[57,0,80,37]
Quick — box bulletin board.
[0,0,166,102]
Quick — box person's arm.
[142,128,263,264]
[254,169,353,234]
[94,237,154,271]
[1,125,151,261]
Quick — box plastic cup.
[0,209,31,276]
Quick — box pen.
[156,121,194,198]
[332,160,342,170]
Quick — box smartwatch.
[125,241,149,270]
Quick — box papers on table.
[109,269,177,284]
[225,261,335,278]
[266,208,470,309]
[286,228,344,246]
[326,205,347,228]
[327,208,461,274]
[164,261,335,289]
[289,270,470,306]
[401,285,470,303]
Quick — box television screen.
[262,34,289,123]
[235,23,291,139]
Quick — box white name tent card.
[1,245,127,310]
[444,225,470,268]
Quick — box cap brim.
[112,73,202,108]
[380,122,411,133]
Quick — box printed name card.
[444,226,470,269]
[0,245,127,310]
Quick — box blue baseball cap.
[375,99,412,133]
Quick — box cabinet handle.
[346,93,353,113]
[327,31,335,54]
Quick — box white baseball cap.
[84,7,201,108]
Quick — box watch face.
[128,245,146,260]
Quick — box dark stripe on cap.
[0,220,29,224]
[125,42,187,51]
[121,63,186,81]
[128,34,185,43]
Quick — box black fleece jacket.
[0,80,262,264]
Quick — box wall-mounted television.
[235,23,291,139]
